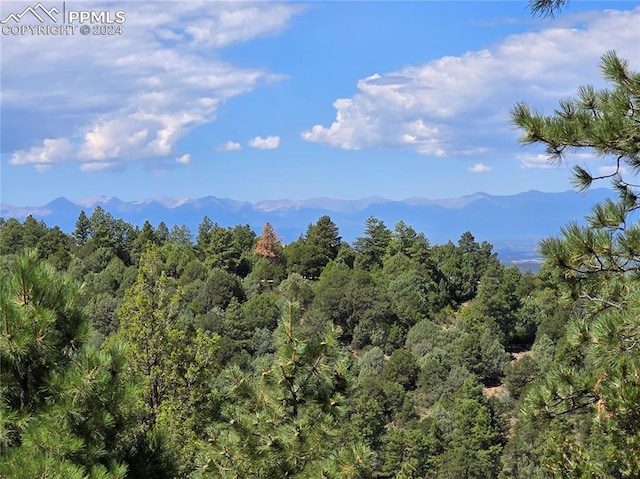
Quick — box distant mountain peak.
[45,196,77,208]
[1,188,616,259]
[76,196,116,208]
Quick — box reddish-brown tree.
[255,222,282,261]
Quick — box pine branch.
[578,293,624,310]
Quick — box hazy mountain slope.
[1,189,615,267]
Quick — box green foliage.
[249,255,287,287]
[356,346,386,380]
[287,215,342,279]
[528,0,567,17]
[499,416,547,479]
[521,287,640,477]
[383,254,444,326]
[440,379,504,478]
[131,221,160,260]
[354,216,392,271]
[503,355,539,400]
[511,51,640,478]
[0,252,134,478]
[0,218,24,255]
[381,348,419,390]
[81,256,131,337]
[513,52,640,306]
[116,246,184,416]
[21,215,48,249]
[192,268,244,314]
[387,220,430,264]
[196,220,255,275]
[1,252,87,411]
[347,394,387,448]
[194,302,372,478]
[453,321,511,383]
[169,224,193,245]
[405,319,443,358]
[513,51,639,179]
[277,272,314,308]
[463,263,522,345]
[379,422,444,479]
[431,233,499,304]
[114,244,222,476]
[5,206,616,477]
[311,263,399,348]
[74,210,92,246]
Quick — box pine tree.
[528,0,567,17]
[354,216,392,270]
[254,222,282,261]
[115,244,221,477]
[0,251,134,478]
[0,218,24,255]
[511,52,640,477]
[305,215,342,272]
[74,210,92,246]
[193,302,372,478]
[440,379,503,479]
[512,51,640,306]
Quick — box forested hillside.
[0,204,563,478]
[2,2,639,478]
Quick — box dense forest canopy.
[0,208,534,478]
[2,2,640,478]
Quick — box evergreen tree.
[21,215,47,249]
[115,244,221,476]
[156,222,170,244]
[0,218,24,255]
[387,220,430,264]
[303,215,342,278]
[195,216,215,260]
[0,251,135,478]
[511,52,640,477]
[354,216,392,271]
[198,223,254,275]
[74,210,92,246]
[169,224,193,246]
[287,216,342,279]
[440,379,503,479]
[457,232,498,302]
[37,225,72,268]
[194,302,371,478]
[528,0,567,17]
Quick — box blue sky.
[1,0,639,206]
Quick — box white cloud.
[9,138,73,171]
[518,153,556,169]
[597,165,631,177]
[249,136,281,150]
[519,151,601,169]
[80,162,121,172]
[468,163,491,173]
[217,141,242,152]
[3,2,303,172]
[183,4,303,49]
[176,154,191,165]
[302,7,640,159]
[598,165,617,176]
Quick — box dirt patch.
[483,384,506,398]
[511,350,533,361]
[506,343,533,361]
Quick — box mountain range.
[0,189,617,269]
